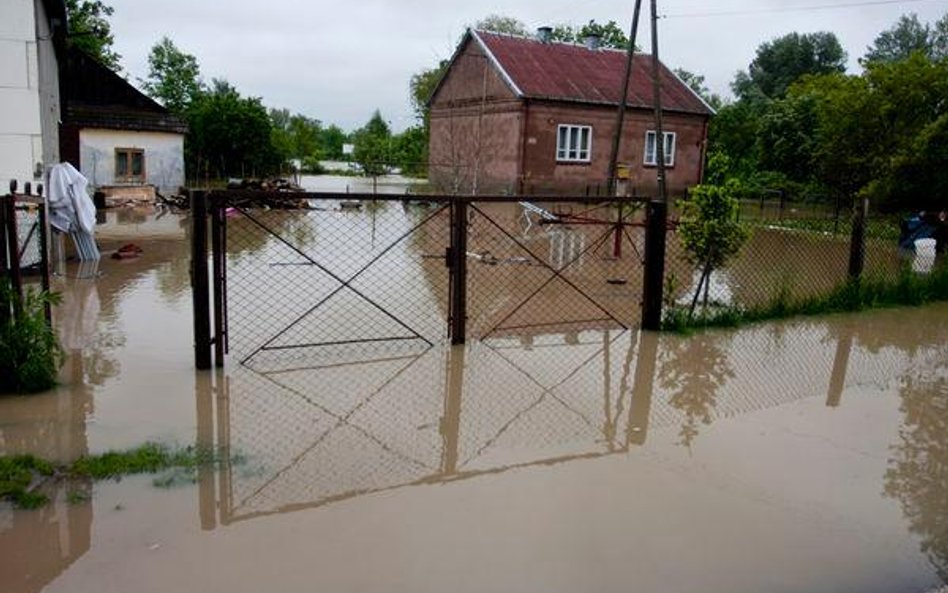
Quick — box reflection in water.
[884,338,948,582]
[657,332,735,448]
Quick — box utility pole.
[650,0,668,204]
[606,0,644,196]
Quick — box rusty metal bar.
[208,189,652,205]
[37,196,51,323]
[210,196,226,368]
[641,199,667,331]
[191,189,212,370]
[848,197,868,280]
[449,200,468,344]
[4,192,23,316]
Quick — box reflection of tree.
[884,345,948,582]
[658,332,735,448]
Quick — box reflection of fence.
[1,181,52,322]
[194,315,917,526]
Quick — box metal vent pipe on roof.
[536,26,552,43]
[584,34,601,51]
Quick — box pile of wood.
[226,177,304,192]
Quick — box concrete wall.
[79,129,185,195]
[0,0,57,192]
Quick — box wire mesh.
[465,199,648,339]
[664,199,911,317]
[218,195,451,371]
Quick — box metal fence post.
[3,190,23,315]
[848,197,868,280]
[210,194,226,368]
[641,199,667,331]
[449,198,468,344]
[191,189,212,370]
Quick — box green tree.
[65,0,121,70]
[737,32,846,100]
[475,15,530,36]
[319,124,348,160]
[185,80,282,180]
[755,93,818,183]
[391,125,428,177]
[352,110,392,176]
[674,68,722,109]
[934,13,948,59]
[409,60,448,124]
[677,183,750,318]
[142,37,203,113]
[863,13,931,63]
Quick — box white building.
[0,0,65,193]
[60,48,187,197]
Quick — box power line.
[663,0,947,19]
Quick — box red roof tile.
[474,30,713,116]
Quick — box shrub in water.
[0,281,63,393]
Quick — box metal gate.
[191,191,667,369]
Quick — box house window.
[644,131,676,167]
[115,148,145,182]
[556,124,592,162]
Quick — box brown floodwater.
[0,209,946,593]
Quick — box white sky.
[107,0,948,132]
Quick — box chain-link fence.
[663,197,915,318]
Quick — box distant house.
[59,48,187,197]
[428,29,715,196]
[0,0,65,192]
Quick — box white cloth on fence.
[46,162,99,261]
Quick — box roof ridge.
[474,29,651,56]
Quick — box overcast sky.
[107,0,948,132]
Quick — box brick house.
[428,29,715,196]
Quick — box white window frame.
[644,131,676,167]
[556,124,592,163]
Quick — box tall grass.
[663,261,948,333]
[0,281,63,393]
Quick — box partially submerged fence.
[191,190,919,370]
[1,181,52,322]
[190,191,670,369]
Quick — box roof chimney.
[584,33,601,51]
[536,26,553,43]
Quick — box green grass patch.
[664,261,948,333]
[0,443,223,509]
[0,455,54,509]
[0,282,64,393]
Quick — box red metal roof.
[474,31,714,116]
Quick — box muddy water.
[0,210,946,593]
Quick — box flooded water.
[0,209,946,593]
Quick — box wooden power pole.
[606,0,644,196]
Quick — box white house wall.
[0,0,55,192]
[79,129,185,195]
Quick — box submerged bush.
[0,281,63,393]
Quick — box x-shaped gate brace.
[470,204,640,338]
[232,203,449,367]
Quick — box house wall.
[79,129,185,195]
[0,0,58,192]
[428,37,523,194]
[522,102,708,197]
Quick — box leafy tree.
[863,13,931,63]
[475,15,530,36]
[678,183,750,318]
[550,20,630,49]
[142,37,203,113]
[319,125,348,160]
[674,68,722,109]
[352,110,392,176]
[65,0,121,70]
[409,60,448,124]
[934,13,948,59]
[736,32,846,100]
[185,80,282,180]
[391,125,428,177]
[755,93,818,183]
